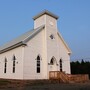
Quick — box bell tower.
[33,10,59,29]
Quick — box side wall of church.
[0,46,24,79]
[23,28,48,79]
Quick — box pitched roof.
[33,10,59,20]
[0,25,45,54]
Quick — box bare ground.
[0,80,90,90]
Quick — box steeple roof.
[33,10,59,20]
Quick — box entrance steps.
[49,71,89,83]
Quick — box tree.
[70,60,90,79]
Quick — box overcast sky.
[0,0,90,61]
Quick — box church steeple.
[33,10,59,29]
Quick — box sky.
[0,0,90,61]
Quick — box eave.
[0,42,26,54]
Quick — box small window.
[4,58,7,73]
[59,59,62,72]
[50,58,54,65]
[13,55,16,73]
[36,55,41,73]
[50,56,56,65]
[50,34,55,40]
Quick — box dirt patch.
[0,79,90,90]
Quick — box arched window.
[50,56,56,65]
[36,55,41,73]
[50,58,54,65]
[59,59,62,72]
[13,55,16,73]
[4,58,7,73]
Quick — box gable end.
[57,32,72,55]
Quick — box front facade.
[0,10,71,79]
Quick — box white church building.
[0,10,71,80]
